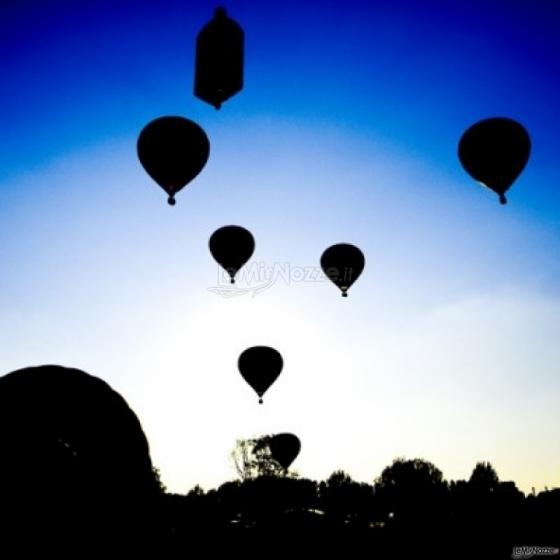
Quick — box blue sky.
[1,0,559,493]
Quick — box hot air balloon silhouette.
[0,365,157,543]
[269,433,301,471]
[137,116,210,205]
[238,346,283,404]
[194,7,244,109]
[209,226,255,284]
[320,243,365,297]
[458,117,531,205]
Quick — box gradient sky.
[1,0,559,494]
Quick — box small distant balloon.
[209,226,255,284]
[194,7,244,109]
[238,346,283,404]
[269,433,301,470]
[458,117,531,205]
[137,116,210,205]
[320,243,365,297]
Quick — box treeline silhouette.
[1,366,557,558]
[162,456,559,557]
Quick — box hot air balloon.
[137,116,210,205]
[269,433,301,470]
[238,346,283,404]
[194,7,244,109]
[209,225,255,284]
[0,365,155,542]
[458,117,531,205]
[320,243,365,297]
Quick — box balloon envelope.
[458,117,530,204]
[320,243,365,297]
[209,225,255,283]
[0,365,155,536]
[137,116,210,205]
[194,7,244,109]
[269,433,301,470]
[238,346,283,404]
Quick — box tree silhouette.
[374,457,447,525]
[468,461,499,491]
[231,435,288,480]
[319,470,375,524]
[150,466,167,494]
